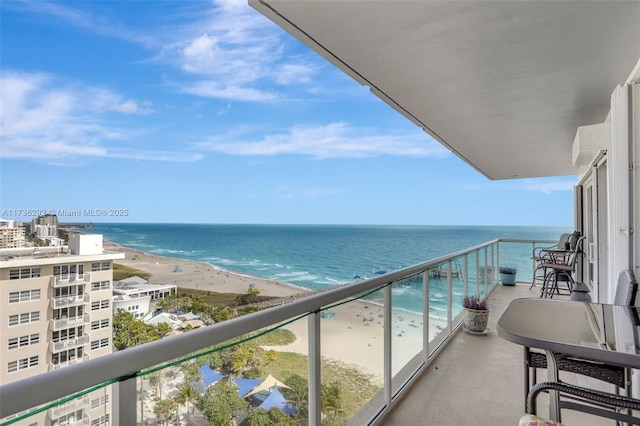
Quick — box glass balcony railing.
[48,354,90,371]
[50,335,90,352]
[51,293,89,309]
[0,238,555,426]
[50,314,90,331]
[51,273,91,288]
[49,395,90,419]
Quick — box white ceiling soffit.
[250,0,640,180]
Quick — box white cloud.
[154,1,321,102]
[193,122,450,159]
[5,1,155,46]
[0,71,197,163]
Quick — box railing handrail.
[0,237,539,419]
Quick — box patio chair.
[539,235,585,298]
[530,233,571,290]
[521,381,640,425]
[524,270,638,410]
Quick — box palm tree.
[232,345,257,374]
[153,398,178,426]
[262,349,277,367]
[321,381,345,425]
[147,371,163,399]
[181,362,200,384]
[175,383,198,419]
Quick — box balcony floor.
[378,283,611,426]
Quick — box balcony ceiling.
[250,0,640,180]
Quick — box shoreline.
[104,238,446,380]
[104,239,311,298]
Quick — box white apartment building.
[31,215,58,240]
[0,234,124,426]
[0,227,26,249]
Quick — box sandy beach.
[106,240,445,380]
[105,240,311,298]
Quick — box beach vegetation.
[153,397,178,426]
[199,378,247,425]
[113,310,166,349]
[322,381,346,425]
[246,407,297,426]
[112,263,151,281]
[254,329,296,346]
[175,383,198,421]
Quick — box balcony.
[3,238,601,425]
[51,293,89,309]
[50,314,90,331]
[51,273,91,288]
[48,395,90,419]
[48,354,90,371]
[50,335,90,352]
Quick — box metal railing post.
[384,284,393,405]
[475,250,480,296]
[423,272,430,360]
[447,260,453,333]
[114,376,137,425]
[463,254,469,297]
[308,311,322,426]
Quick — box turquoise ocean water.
[86,224,571,317]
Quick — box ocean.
[86,223,571,316]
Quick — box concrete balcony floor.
[378,283,611,426]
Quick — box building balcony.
[51,273,91,288]
[51,293,89,309]
[50,335,90,352]
[48,354,90,371]
[48,395,90,419]
[3,238,602,425]
[50,314,91,331]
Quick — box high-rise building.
[31,214,59,240]
[0,234,124,425]
[0,226,26,249]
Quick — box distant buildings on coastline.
[0,233,124,425]
[0,214,183,424]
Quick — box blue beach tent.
[258,388,296,414]
[235,377,262,397]
[198,365,224,386]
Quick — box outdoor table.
[497,298,640,422]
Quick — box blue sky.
[0,0,576,226]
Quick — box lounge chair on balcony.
[524,270,638,410]
[530,233,571,290]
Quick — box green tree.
[181,362,200,384]
[157,321,173,337]
[231,345,257,374]
[200,379,247,425]
[321,381,345,425]
[246,408,272,426]
[147,372,163,399]
[246,407,296,426]
[175,383,198,418]
[153,398,178,426]
[113,310,160,349]
[282,374,308,421]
